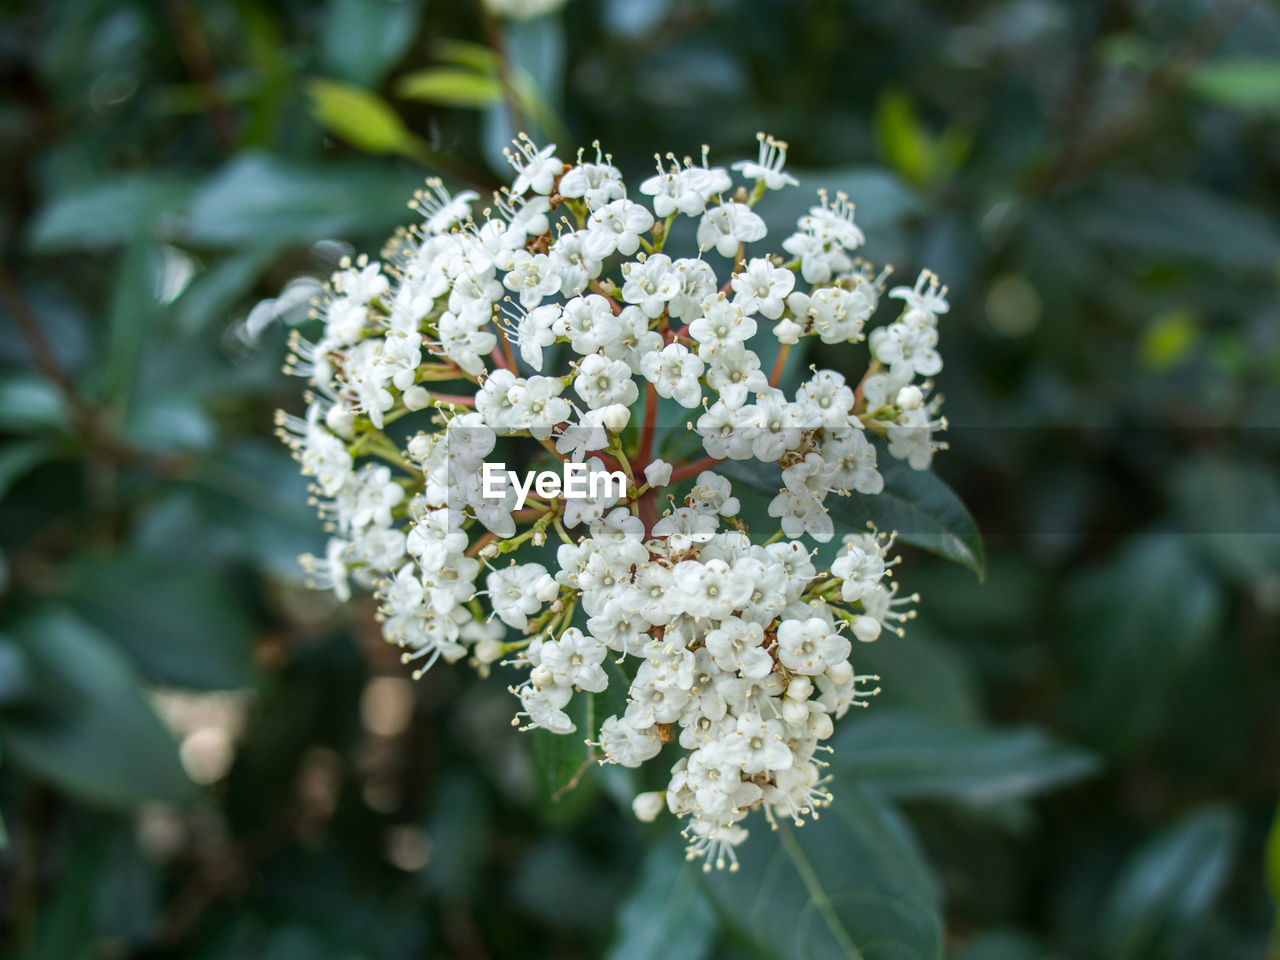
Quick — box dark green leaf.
[606,838,717,960]
[527,692,594,801]
[850,625,980,725]
[321,0,422,88]
[1266,801,1280,907]
[182,153,420,248]
[0,634,32,705]
[1068,536,1223,752]
[1171,458,1280,582]
[0,375,70,433]
[0,609,194,807]
[99,240,162,412]
[1098,806,1240,960]
[176,439,326,574]
[172,244,283,334]
[25,829,109,960]
[704,784,942,960]
[27,177,194,253]
[122,396,216,453]
[1075,182,1280,276]
[0,439,60,499]
[832,709,1098,804]
[952,930,1045,960]
[718,452,985,578]
[63,553,255,690]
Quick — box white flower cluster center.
[276,132,950,869]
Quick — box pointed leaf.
[395,68,503,108]
[1098,806,1240,960]
[606,838,717,960]
[704,784,942,960]
[0,609,194,808]
[832,709,1099,804]
[308,78,414,155]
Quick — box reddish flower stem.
[669,455,722,484]
[430,391,476,407]
[637,381,659,469]
[768,343,791,388]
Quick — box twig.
[550,752,601,803]
[0,261,95,434]
[0,261,189,478]
[162,0,240,152]
[1026,0,1256,193]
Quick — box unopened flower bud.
[643,458,673,488]
[474,639,504,665]
[782,698,809,725]
[895,385,923,411]
[632,791,665,822]
[807,712,834,740]
[825,660,854,686]
[402,385,432,411]
[325,403,355,438]
[852,615,881,643]
[601,403,631,431]
[530,664,554,688]
[533,573,559,602]
[786,676,813,700]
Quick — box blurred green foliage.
[1,0,1279,958]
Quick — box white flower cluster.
[276,132,950,869]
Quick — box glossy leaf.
[63,553,255,689]
[1068,536,1223,751]
[1097,806,1240,960]
[704,784,942,960]
[832,709,1098,804]
[183,153,419,247]
[718,452,985,578]
[0,375,71,433]
[0,609,194,808]
[606,838,717,960]
[27,176,194,252]
[321,0,422,88]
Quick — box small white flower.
[574,353,639,409]
[558,147,626,209]
[696,202,767,258]
[504,250,561,309]
[730,258,795,319]
[640,341,704,409]
[507,137,563,195]
[588,198,655,257]
[731,133,799,190]
[621,254,680,318]
[890,268,949,323]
